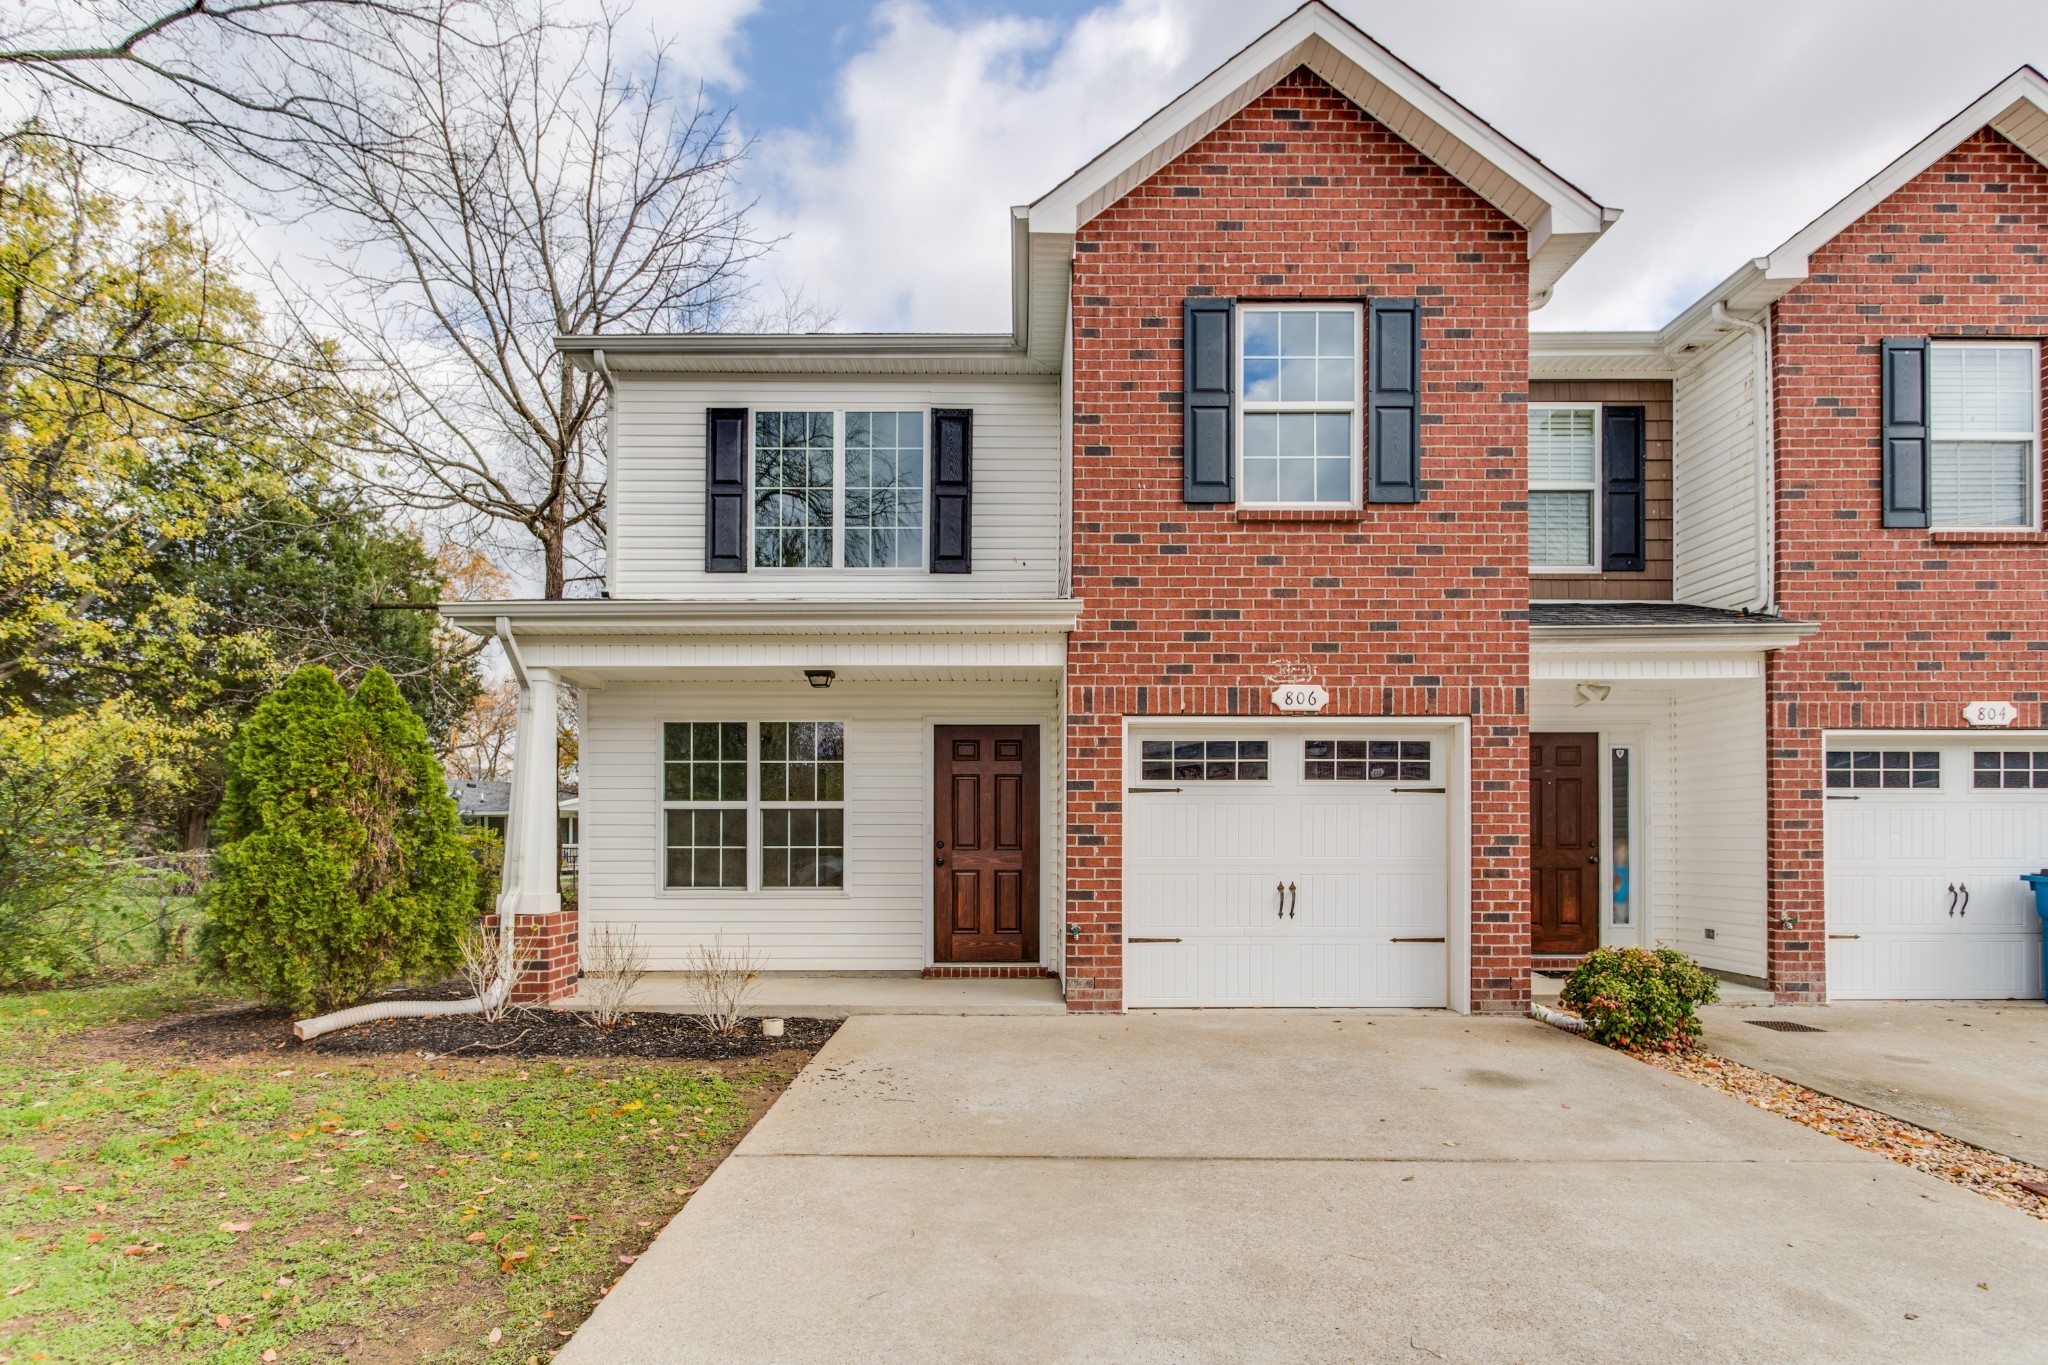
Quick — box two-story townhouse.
[446,2,2048,1014]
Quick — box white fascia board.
[1024,2,1610,271]
[1530,621,1818,653]
[1529,330,1672,380]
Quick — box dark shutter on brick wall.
[1880,337,1931,528]
[1600,404,1647,572]
[930,407,973,573]
[1182,297,1235,504]
[1367,297,1420,503]
[705,407,749,573]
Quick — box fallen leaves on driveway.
[1636,1047,2048,1221]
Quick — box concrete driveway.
[563,1013,2048,1364]
[1701,1000,2048,1167]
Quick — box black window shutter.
[1183,297,1235,504]
[705,407,749,573]
[930,408,973,573]
[1881,338,1931,528]
[1600,404,1647,572]
[1367,298,1420,503]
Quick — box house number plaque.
[1271,685,1329,713]
[1962,700,2019,728]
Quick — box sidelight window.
[662,721,846,890]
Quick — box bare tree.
[256,1,766,596]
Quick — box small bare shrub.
[579,924,649,1026]
[457,922,516,1023]
[688,938,765,1037]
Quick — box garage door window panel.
[1139,739,1268,782]
[1973,750,2048,790]
[1826,749,1940,790]
[1928,342,2040,530]
[1303,739,1431,782]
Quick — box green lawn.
[0,975,787,1362]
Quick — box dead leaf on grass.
[218,1221,252,1233]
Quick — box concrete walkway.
[1701,1000,2048,1167]
[562,1012,2048,1363]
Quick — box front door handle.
[1287,881,1297,919]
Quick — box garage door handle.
[1276,881,1286,919]
[1827,934,1860,940]
[1394,787,1446,794]
[1392,937,1446,943]
[1947,883,1957,917]
[1129,937,1181,944]
[1959,883,1968,917]
[1287,882,1297,918]
[1127,786,1183,794]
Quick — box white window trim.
[1234,302,1365,510]
[659,720,849,895]
[1528,401,1602,573]
[747,409,931,573]
[1928,339,2042,533]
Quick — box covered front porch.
[1529,602,1817,987]
[440,599,1079,1004]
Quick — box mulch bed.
[1621,1037,2048,1221]
[140,999,840,1061]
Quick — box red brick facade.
[487,907,579,1005]
[1061,69,1533,1013]
[1766,129,2048,1000]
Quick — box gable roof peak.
[1024,0,1615,308]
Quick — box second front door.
[1531,732,1601,956]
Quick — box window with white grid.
[1237,305,1361,507]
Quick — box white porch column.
[511,665,562,914]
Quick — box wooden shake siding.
[1528,379,1673,600]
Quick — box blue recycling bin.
[2024,874,2048,1001]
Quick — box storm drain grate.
[1747,1019,1827,1033]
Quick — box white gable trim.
[1755,66,2048,294]
[1024,2,1614,307]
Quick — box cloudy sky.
[670,0,2048,334]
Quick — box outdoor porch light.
[804,669,835,689]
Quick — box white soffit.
[1024,1,1614,307]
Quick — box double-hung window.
[1238,304,1361,507]
[662,721,846,890]
[1528,404,1599,570]
[752,410,926,568]
[1928,342,2040,529]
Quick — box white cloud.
[747,0,2048,334]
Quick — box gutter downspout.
[1714,301,1776,615]
[592,349,617,597]
[293,618,530,1041]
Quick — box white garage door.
[1124,727,1451,1008]
[1825,739,2048,1000]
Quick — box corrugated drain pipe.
[293,619,530,1041]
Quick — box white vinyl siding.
[1671,330,1765,609]
[1528,405,1598,570]
[608,374,1059,600]
[1928,341,2039,530]
[581,679,1059,971]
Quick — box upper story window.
[1928,342,2040,529]
[1528,405,1598,570]
[1238,305,1361,507]
[753,410,926,569]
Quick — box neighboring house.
[447,777,578,862]
[445,3,2048,1010]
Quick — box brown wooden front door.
[934,726,1040,963]
[1531,732,1601,956]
